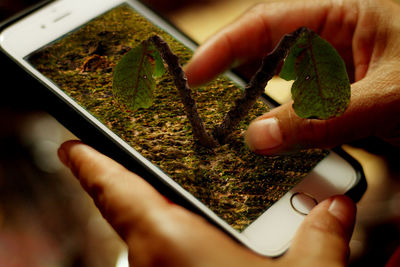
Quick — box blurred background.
[0,0,399,266]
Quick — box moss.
[28,4,327,231]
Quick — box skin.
[58,0,400,265]
[58,140,355,267]
[185,0,400,155]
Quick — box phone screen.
[26,3,327,232]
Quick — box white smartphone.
[0,0,366,257]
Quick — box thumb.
[244,102,354,154]
[284,195,356,265]
[244,77,399,154]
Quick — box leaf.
[279,31,350,119]
[151,43,166,78]
[112,40,165,111]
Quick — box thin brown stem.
[212,27,310,144]
[149,35,218,148]
[149,27,309,147]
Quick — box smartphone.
[0,0,366,257]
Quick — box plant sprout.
[113,27,350,148]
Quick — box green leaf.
[151,43,166,78]
[279,31,350,119]
[112,40,165,111]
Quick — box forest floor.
[29,4,326,231]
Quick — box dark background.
[0,0,399,266]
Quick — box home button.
[290,192,318,216]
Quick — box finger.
[57,140,169,239]
[58,141,271,266]
[185,0,358,87]
[244,70,400,154]
[283,195,356,265]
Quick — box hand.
[58,141,356,266]
[185,0,400,155]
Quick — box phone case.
[0,0,367,243]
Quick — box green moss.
[28,4,327,231]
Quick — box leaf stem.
[149,35,218,148]
[212,27,310,144]
[149,27,309,147]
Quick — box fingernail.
[328,198,348,225]
[57,147,69,167]
[245,118,283,151]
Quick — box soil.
[28,4,327,231]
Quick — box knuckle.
[284,107,332,149]
[126,208,189,265]
[305,215,348,246]
[303,119,331,147]
[247,2,267,14]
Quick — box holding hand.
[185,0,400,155]
[55,0,400,265]
[58,141,355,267]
